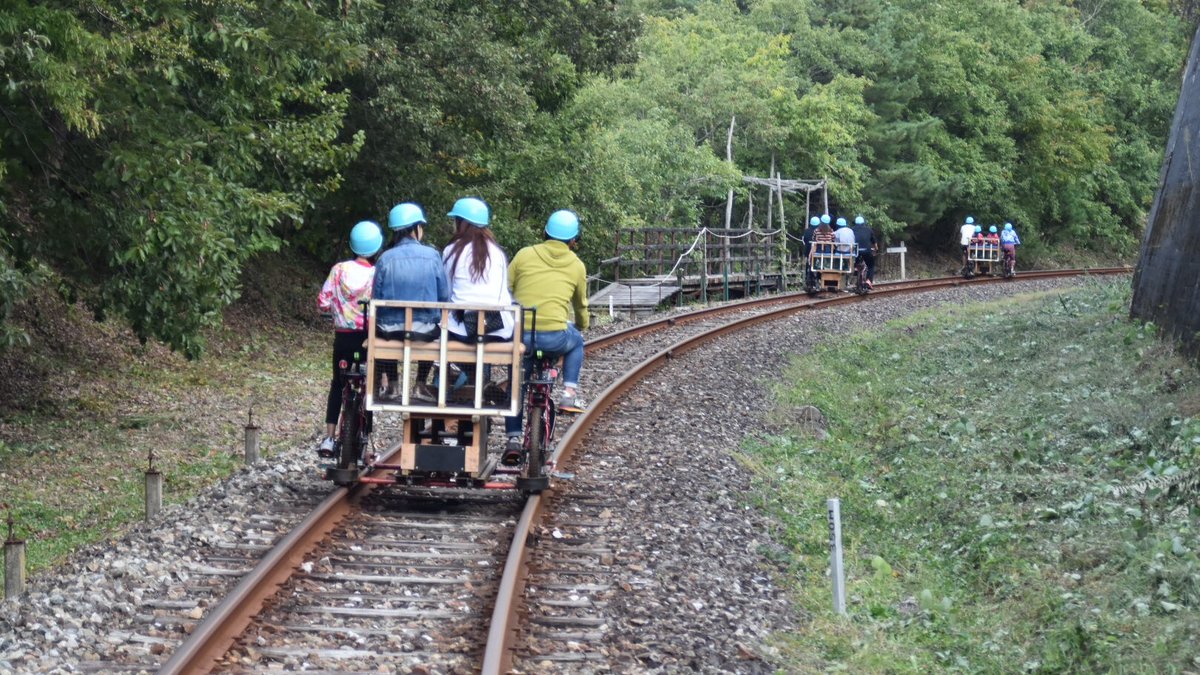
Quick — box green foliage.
[313,0,640,256]
[754,279,1200,671]
[0,0,1190,354]
[1,0,364,357]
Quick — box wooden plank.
[588,283,680,308]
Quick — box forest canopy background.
[0,0,1191,356]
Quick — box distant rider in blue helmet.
[960,216,976,270]
[316,220,382,456]
[803,216,822,288]
[503,209,590,465]
[1000,222,1021,271]
[851,215,878,287]
[834,216,855,256]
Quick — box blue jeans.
[504,325,584,436]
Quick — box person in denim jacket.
[372,202,450,399]
[372,204,450,334]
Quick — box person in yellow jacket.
[503,209,589,461]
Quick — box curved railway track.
[155,268,1127,674]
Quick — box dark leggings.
[326,330,372,432]
[858,250,876,281]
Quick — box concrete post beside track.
[827,498,846,615]
[145,469,162,521]
[244,409,261,465]
[4,538,24,599]
[4,507,25,598]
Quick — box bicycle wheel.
[337,388,363,470]
[527,405,545,477]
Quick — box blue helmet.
[974,225,982,233]
[447,197,490,227]
[809,216,820,227]
[836,217,848,228]
[854,215,865,225]
[989,225,997,233]
[1004,222,1013,231]
[966,216,975,225]
[545,210,581,240]
[349,220,383,256]
[388,202,426,230]
[820,214,831,225]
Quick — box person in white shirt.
[833,217,856,270]
[442,197,515,343]
[441,197,514,406]
[959,216,976,270]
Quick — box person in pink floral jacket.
[316,221,382,455]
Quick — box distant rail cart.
[965,239,1001,278]
[803,242,870,295]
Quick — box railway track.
[153,268,1126,674]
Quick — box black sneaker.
[501,437,523,466]
[482,383,507,406]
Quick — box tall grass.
[751,279,1200,672]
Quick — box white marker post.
[827,498,846,615]
[886,242,907,280]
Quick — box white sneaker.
[317,436,335,457]
[558,391,586,413]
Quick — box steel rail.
[158,443,404,675]
[480,266,1129,673]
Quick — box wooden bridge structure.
[589,226,800,316]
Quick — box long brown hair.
[445,221,500,283]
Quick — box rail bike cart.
[965,239,1000,278]
[806,242,859,294]
[325,299,547,492]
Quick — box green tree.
[1,0,364,356]
[315,0,639,254]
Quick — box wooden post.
[145,450,162,522]
[723,116,735,300]
[766,155,774,240]
[4,507,25,599]
[776,170,787,291]
[244,408,261,465]
[805,188,811,230]
[613,228,621,284]
[887,242,909,280]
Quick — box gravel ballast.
[0,277,1093,673]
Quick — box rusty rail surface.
[480,266,1128,673]
[158,443,404,675]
